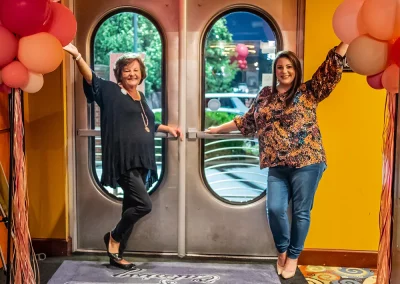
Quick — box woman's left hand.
[168,126,183,141]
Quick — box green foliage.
[204,111,236,129]
[94,13,162,98]
[205,18,239,93]
[94,13,238,97]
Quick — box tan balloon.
[18,32,63,74]
[22,72,44,94]
[346,35,389,76]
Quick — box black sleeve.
[83,71,107,108]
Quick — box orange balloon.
[2,61,29,88]
[382,64,399,93]
[332,0,366,44]
[395,1,400,38]
[18,32,63,74]
[361,0,397,40]
[346,35,389,76]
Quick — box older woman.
[64,43,182,270]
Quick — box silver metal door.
[73,0,304,257]
[74,0,181,254]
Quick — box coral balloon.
[346,35,389,76]
[391,38,400,67]
[0,0,51,36]
[18,32,63,74]
[0,26,18,68]
[366,71,384,89]
[1,61,29,88]
[22,72,44,93]
[361,0,399,40]
[45,3,77,46]
[382,64,399,93]
[332,0,366,44]
[236,44,249,59]
[0,70,2,84]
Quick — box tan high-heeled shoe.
[276,260,284,275]
[281,257,298,279]
[281,269,296,279]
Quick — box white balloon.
[22,72,44,93]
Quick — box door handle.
[77,129,178,139]
[187,128,245,140]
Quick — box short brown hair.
[113,53,147,85]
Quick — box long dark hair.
[271,50,302,108]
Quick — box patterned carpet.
[298,265,377,284]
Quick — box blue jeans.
[266,162,326,259]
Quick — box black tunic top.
[83,71,159,188]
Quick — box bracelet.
[74,53,82,61]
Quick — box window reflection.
[203,11,279,204]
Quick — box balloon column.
[234,43,249,70]
[0,0,77,94]
[333,0,400,93]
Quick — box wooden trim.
[32,237,72,257]
[298,249,378,268]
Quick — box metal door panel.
[74,0,180,253]
[184,0,303,256]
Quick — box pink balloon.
[1,61,29,88]
[236,44,249,59]
[382,64,399,93]
[0,84,11,94]
[361,0,398,40]
[45,3,77,46]
[332,0,366,44]
[0,0,51,36]
[366,71,384,89]
[0,26,18,68]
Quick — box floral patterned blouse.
[234,47,344,169]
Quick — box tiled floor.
[298,265,377,284]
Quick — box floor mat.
[298,265,377,283]
[48,260,282,284]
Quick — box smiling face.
[120,60,142,90]
[275,57,296,88]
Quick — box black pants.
[111,168,152,257]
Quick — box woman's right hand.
[205,126,221,134]
[63,43,80,58]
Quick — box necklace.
[119,84,150,132]
[138,97,150,133]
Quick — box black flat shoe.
[110,258,136,270]
[103,232,121,261]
